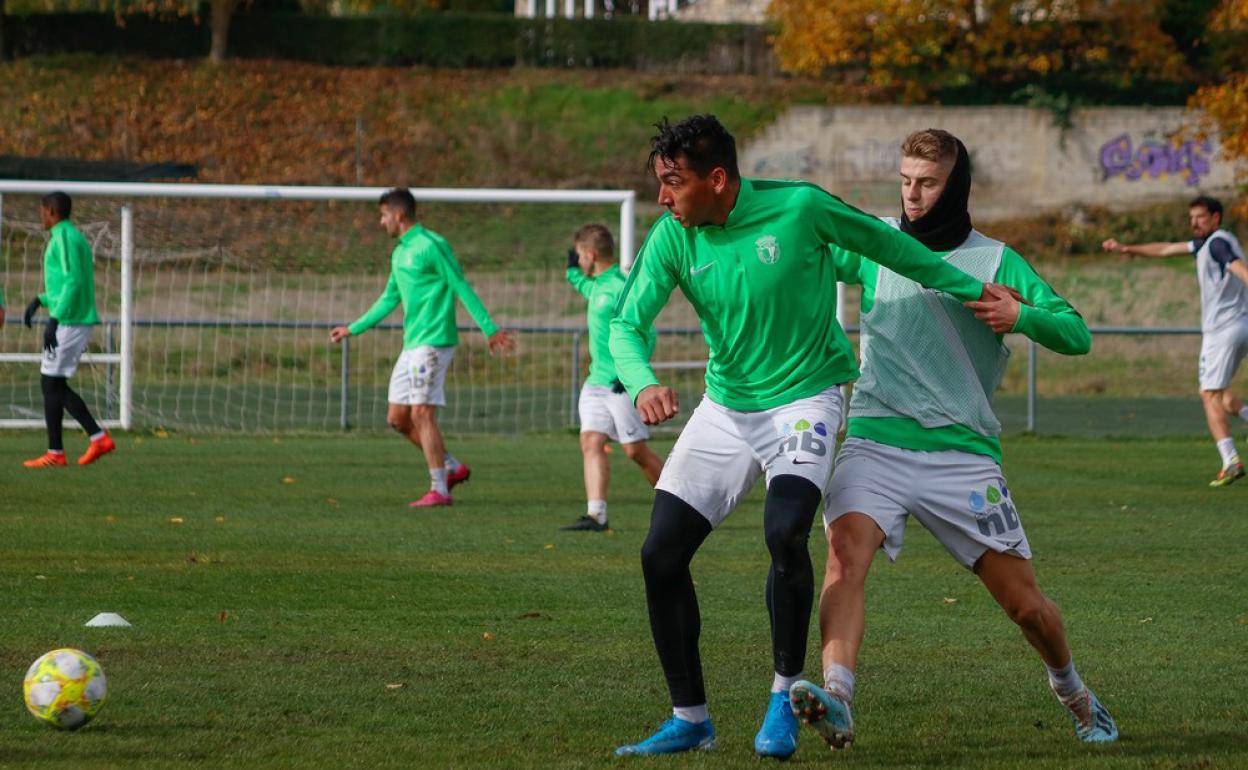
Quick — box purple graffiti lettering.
[1101,133,1214,186]
[1099,134,1133,179]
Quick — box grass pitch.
[1,432,1245,768]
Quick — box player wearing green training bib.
[560,224,664,533]
[331,188,515,508]
[608,116,1002,761]
[22,192,115,469]
[789,129,1118,750]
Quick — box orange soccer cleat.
[78,434,117,466]
[23,451,67,468]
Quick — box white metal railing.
[0,181,637,430]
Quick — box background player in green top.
[330,188,515,508]
[562,224,665,532]
[788,129,1117,749]
[22,192,116,468]
[608,115,1004,759]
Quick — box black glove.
[43,318,59,355]
[24,297,42,328]
[610,378,627,394]
[567,248,580,269]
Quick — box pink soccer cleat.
[410,490,452,508]
[447,464,471,490]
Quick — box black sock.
[41,375,67,452]
[62,383,102,437]
[641,491,713,707]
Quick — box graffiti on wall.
[750,144,817,178]
[835,140,900,179]
[1099,133,1213,186]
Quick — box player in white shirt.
[1103,195,1248,486]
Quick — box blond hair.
[900,129,959,163]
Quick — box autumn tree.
[1190,0,1248,214]
[768,0,1190,100]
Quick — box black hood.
[900,138,972,252]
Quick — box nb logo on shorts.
[969,482,1021,537]
[775,419,828,459]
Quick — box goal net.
[0,182,710,434]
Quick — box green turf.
[2,433,1245,768]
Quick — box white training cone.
[85,612,132,627]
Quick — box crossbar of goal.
[0,180,637,267]
[0,180,638,431]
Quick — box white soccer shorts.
[388,345,455,406]
[579,384,650,444]
[1198,316,1248,391]
[825,437,1032,569]
[40,324,93,378]
[656,385,844,528]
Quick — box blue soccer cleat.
[789,679,855,749]
[1058,687,1119,743]
[754,690,799,759]
[614,716,716,756]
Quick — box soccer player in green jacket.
[608,116,1004,759]
[22,192,115,468]
[561,224,664,532]
[788,129,1117,748]
[331,188,515,508]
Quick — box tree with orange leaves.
[768,0,1190,100]
[1191,0,1248,215]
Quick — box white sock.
[1045,660,1084,700]
[1239,406,1248,423]
[89,431,106,442]
[48,448,65,456]
[429,468,449,496]
[672,704,709,724]
[822,663,855,703]
[1216,437,1239,468]
[443,452,462,473]
[587,500,607,524]
[772,671,802,694]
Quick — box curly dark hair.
[647,115,739,180]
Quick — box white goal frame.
[0,180,637,430]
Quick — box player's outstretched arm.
[809,187,983,301]
[608,220,679,404]
[1101,238,1190,258]
[967,248,1091,355]
[343,272,401,341]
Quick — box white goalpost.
[0,181,649,434]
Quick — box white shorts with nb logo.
[388,345,455,406]
[657,386,843,528]
[825,437,1032,569]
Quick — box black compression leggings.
[42,374,101,451]
[640,475,822,707]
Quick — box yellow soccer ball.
[23,649,107,730]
